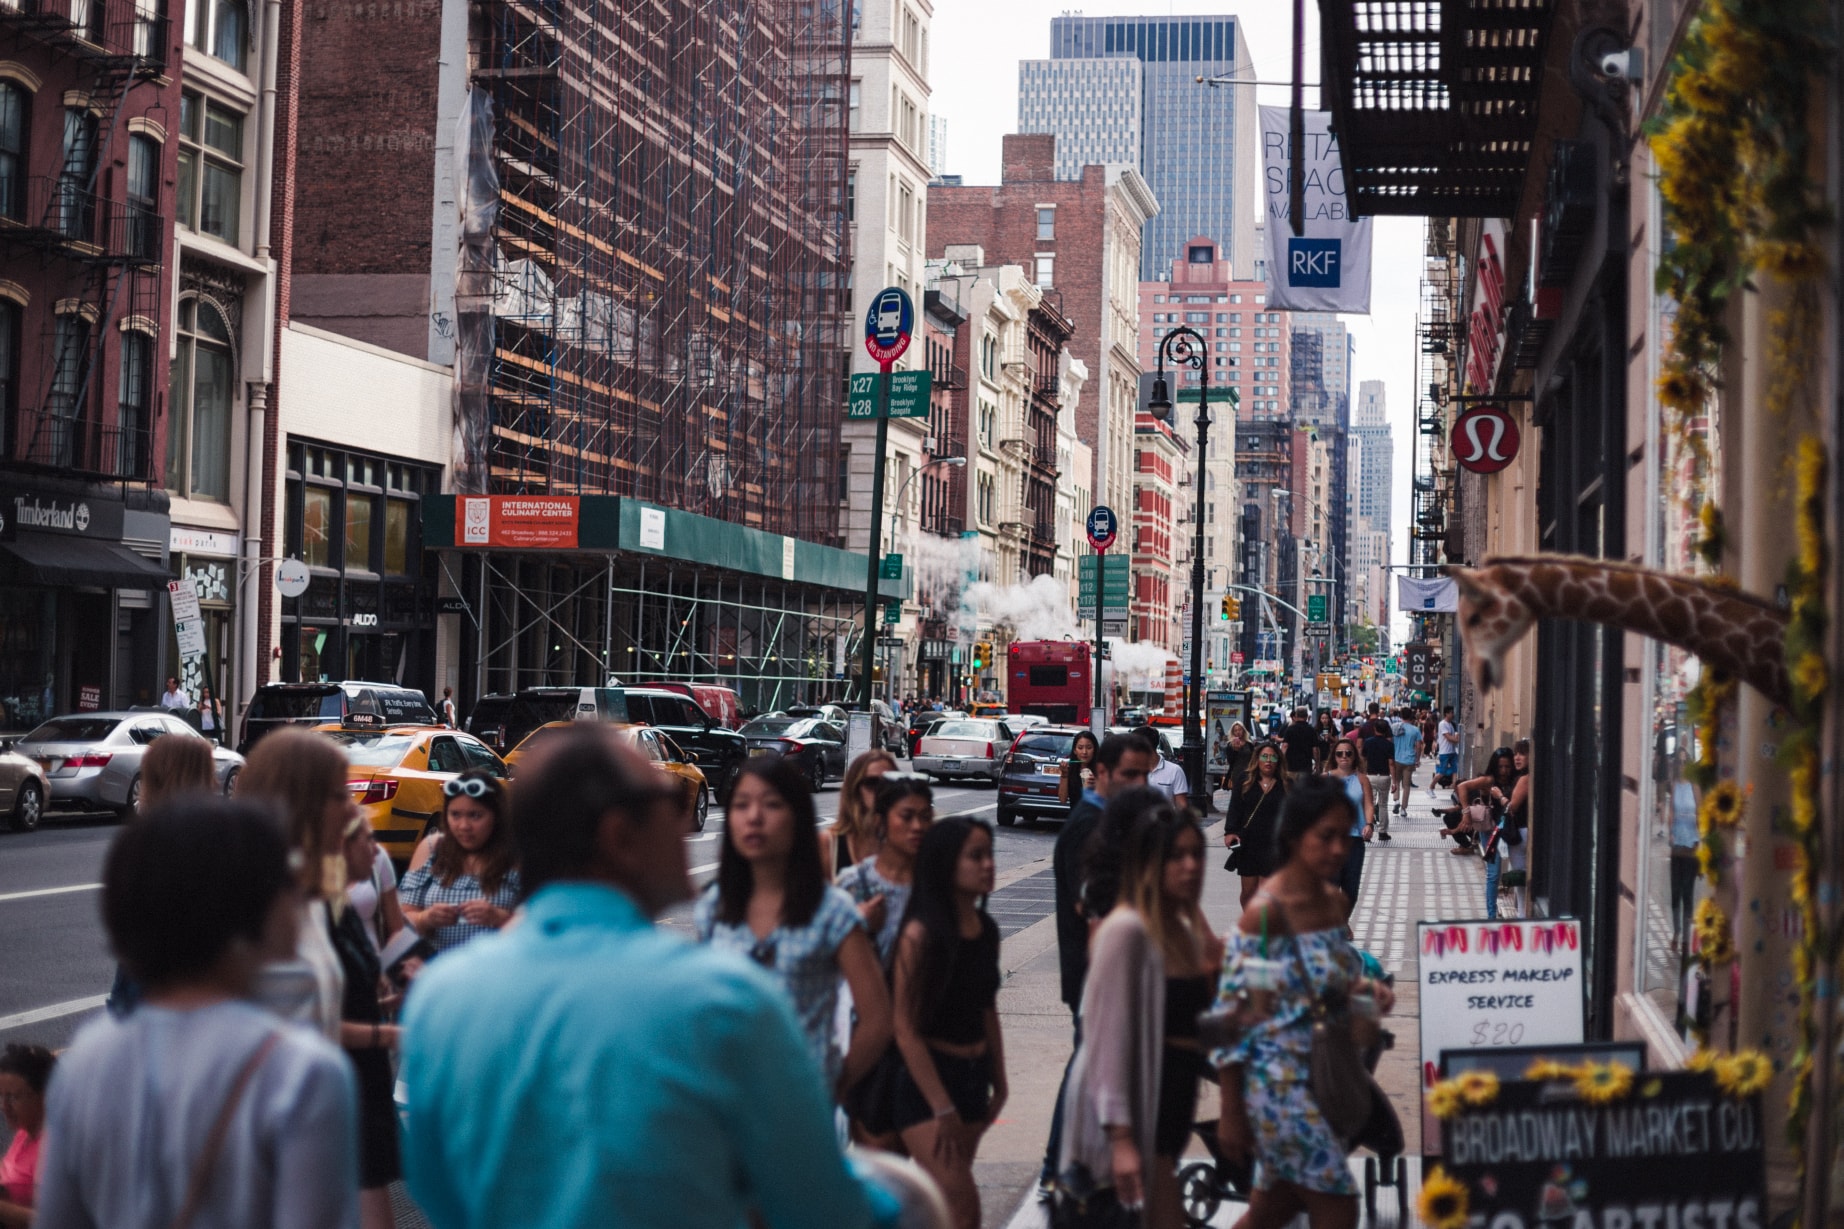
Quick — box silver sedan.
[16,710,244,818]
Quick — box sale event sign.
[1419,920,1585,1149]
[1443,1073,1766,1229]
[458,496,580,549]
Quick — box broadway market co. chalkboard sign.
[1441,1072,1766,1229]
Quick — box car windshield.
[321,733,417,768]
[24,718,121,743]
[933,720,997,739]
[742,718,801,736]
[1015,733,1075,758]
[248,690,341,720]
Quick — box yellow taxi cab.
[970,702,1009,720]
[314,715,509,860]
[505,721,709,831]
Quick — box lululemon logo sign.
[1451,405,1521,474]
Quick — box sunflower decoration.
[1714,1051,1774,1098]
[1693,898,1726,942]
[1687,1048,1721,1074]
[1698,780,1745,831]
[1574,1061,1635,1105]
[1456,1070,1501,1107]
[1427,1081,1466,1120]
[1697,839,1718,880]
[1525,1059,1575,1082]
[1419,1166,1470,1229]
[1700,921,1736,966]
[1793,652,1829,707]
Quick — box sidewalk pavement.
[988,765,1493,1229]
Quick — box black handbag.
[1049,1163,1140,1229]
[841,1046,903,1136]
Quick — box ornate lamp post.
[1147,326,1214,813]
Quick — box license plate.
[36,758,59,772]
[938,760,962,772]
[748,747,772,757]
[1040,764,1061,776]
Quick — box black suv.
[623,688,748,801]
[997,726,1085,827]
[240,682,436,754]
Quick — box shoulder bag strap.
[169,1031,282,1229]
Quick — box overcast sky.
[927,0,1424,641]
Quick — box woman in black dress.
[1223,741,1289,909]
[330,815,403,1229]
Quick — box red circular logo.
[1451,406,1521,474]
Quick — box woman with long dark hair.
[696,757,892,1098]
[399,769,521,952]
[1450,747,1521,917]
[888,818,1005,1229]
[1058,730,1100,811]
[1325,737,1376,917]
[836,774,935,965]
[1223,741,1289,909]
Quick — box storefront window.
[345,492,373,572]
[302,486,332,567]
[383,497,411,575]
[0,588,56,730]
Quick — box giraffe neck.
[1489,556,1791,708]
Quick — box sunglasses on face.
[443,777,497,799]
[1334,750,1354,758]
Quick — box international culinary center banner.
[1260,107,1373,313]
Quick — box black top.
[924,918,1002,1045]
[1280,721,1320,774]
[1226,781,1286,877]
[1054,797,1104,1009]
[327,901,383,1026]
[1164,973,1214,1041]
[1361,731,1394,776]
[1225,742,1254,788]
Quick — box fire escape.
[0,0,169,483]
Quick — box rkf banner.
[1260,107,1373,313]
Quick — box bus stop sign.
[864,287,914,366]
[1086,506,1118,552]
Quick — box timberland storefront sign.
[0,486,126,541]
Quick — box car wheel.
[11,781,43,833]
[808,756,826,793]
[692,783,710,832]
[120,774,142,821]
[996,807,1017,828]
[221,766,240,797]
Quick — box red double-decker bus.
[1004,640,1094,725]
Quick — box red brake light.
[985,742,995,759]
[778,738,802,752]
[348,778,399,806]
[66,753,112,768]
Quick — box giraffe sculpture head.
[1450,565,1535,694]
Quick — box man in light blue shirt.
[1389,708,1423,815]
[401,726,884,1229]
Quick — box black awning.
[1319,0,1557,217]
[0,532,170,589]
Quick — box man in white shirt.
[159,677,189,711]
[1436,705,1461,787]
[1134,727,1189,811]
[440,687,459,728]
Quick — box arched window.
[0,82,25,221]
[166,297,234,500]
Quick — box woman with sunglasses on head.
[1324,737,1376,917]
[832,749,898,876]
[399,769,521,953]
[835,774,935,967]
[695,758,892,1102]
[1223,741,1290,910]
[888,819,1004,1229]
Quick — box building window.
[118,330,152,478]
[0,83,24,221]
[126,133,159,260]
[845,169,856,222]
[848,80,860,132]
[166,296,234,501]
[177,91,243,245]
[345,488,373,571]
[189,0,248,69]
[0,299,14,450]
[46,314,89,465]
[57,107,96,240]
[301,485,332,567]
[1034,254,1054,288]
[1036,207,1055,240]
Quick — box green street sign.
[1307,594,1328,623]
[847,370,934,419]
[879,552,903,580]
[1077,553,1130,619]
[884,600,902,625]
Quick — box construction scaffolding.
[461,0,852,545]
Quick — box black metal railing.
[0,0,168,69]
[0,177,164,263]
[14,411,154,480]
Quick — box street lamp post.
[884,455,968,704]
[1147,326,1215,813]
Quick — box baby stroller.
[1178,960,1408,1227]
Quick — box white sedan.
[913,718,1017,785]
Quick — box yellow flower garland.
[1419,1167,1470,1229]
[1574,1061,1636,1105]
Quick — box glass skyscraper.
[1019,14,1258,281]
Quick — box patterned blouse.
[694,884,866,1083]
[399,861,523,953]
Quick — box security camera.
[1599,48,1642,79]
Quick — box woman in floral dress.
[1212,777,1396,1229]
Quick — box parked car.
[856,699,907,754]
[784,704,850,727]
[467,686,745,798]
[1109,724,1177,759]
[240,681,436,754]
[316,718,507,860]
[506,721,710,831]
[0,745,50,832]
[906,709,967,757]
[1114,706,1150,727]
[997,725,1086,828]
[19,711,244,820]
[914,718,1016,785]
[628,681,746,730]
[738,716,847,790]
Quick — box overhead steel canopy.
[1319,0,1557,217]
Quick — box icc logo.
[1451,406,1521,474]
[462,497,490,544]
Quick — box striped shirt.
[399,864,522,953]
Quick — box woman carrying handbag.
[1211,779,1396,1229]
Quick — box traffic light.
[1218,595,1240,621]
[973,641,992,671]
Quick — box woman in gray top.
[34,798,358,1229]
